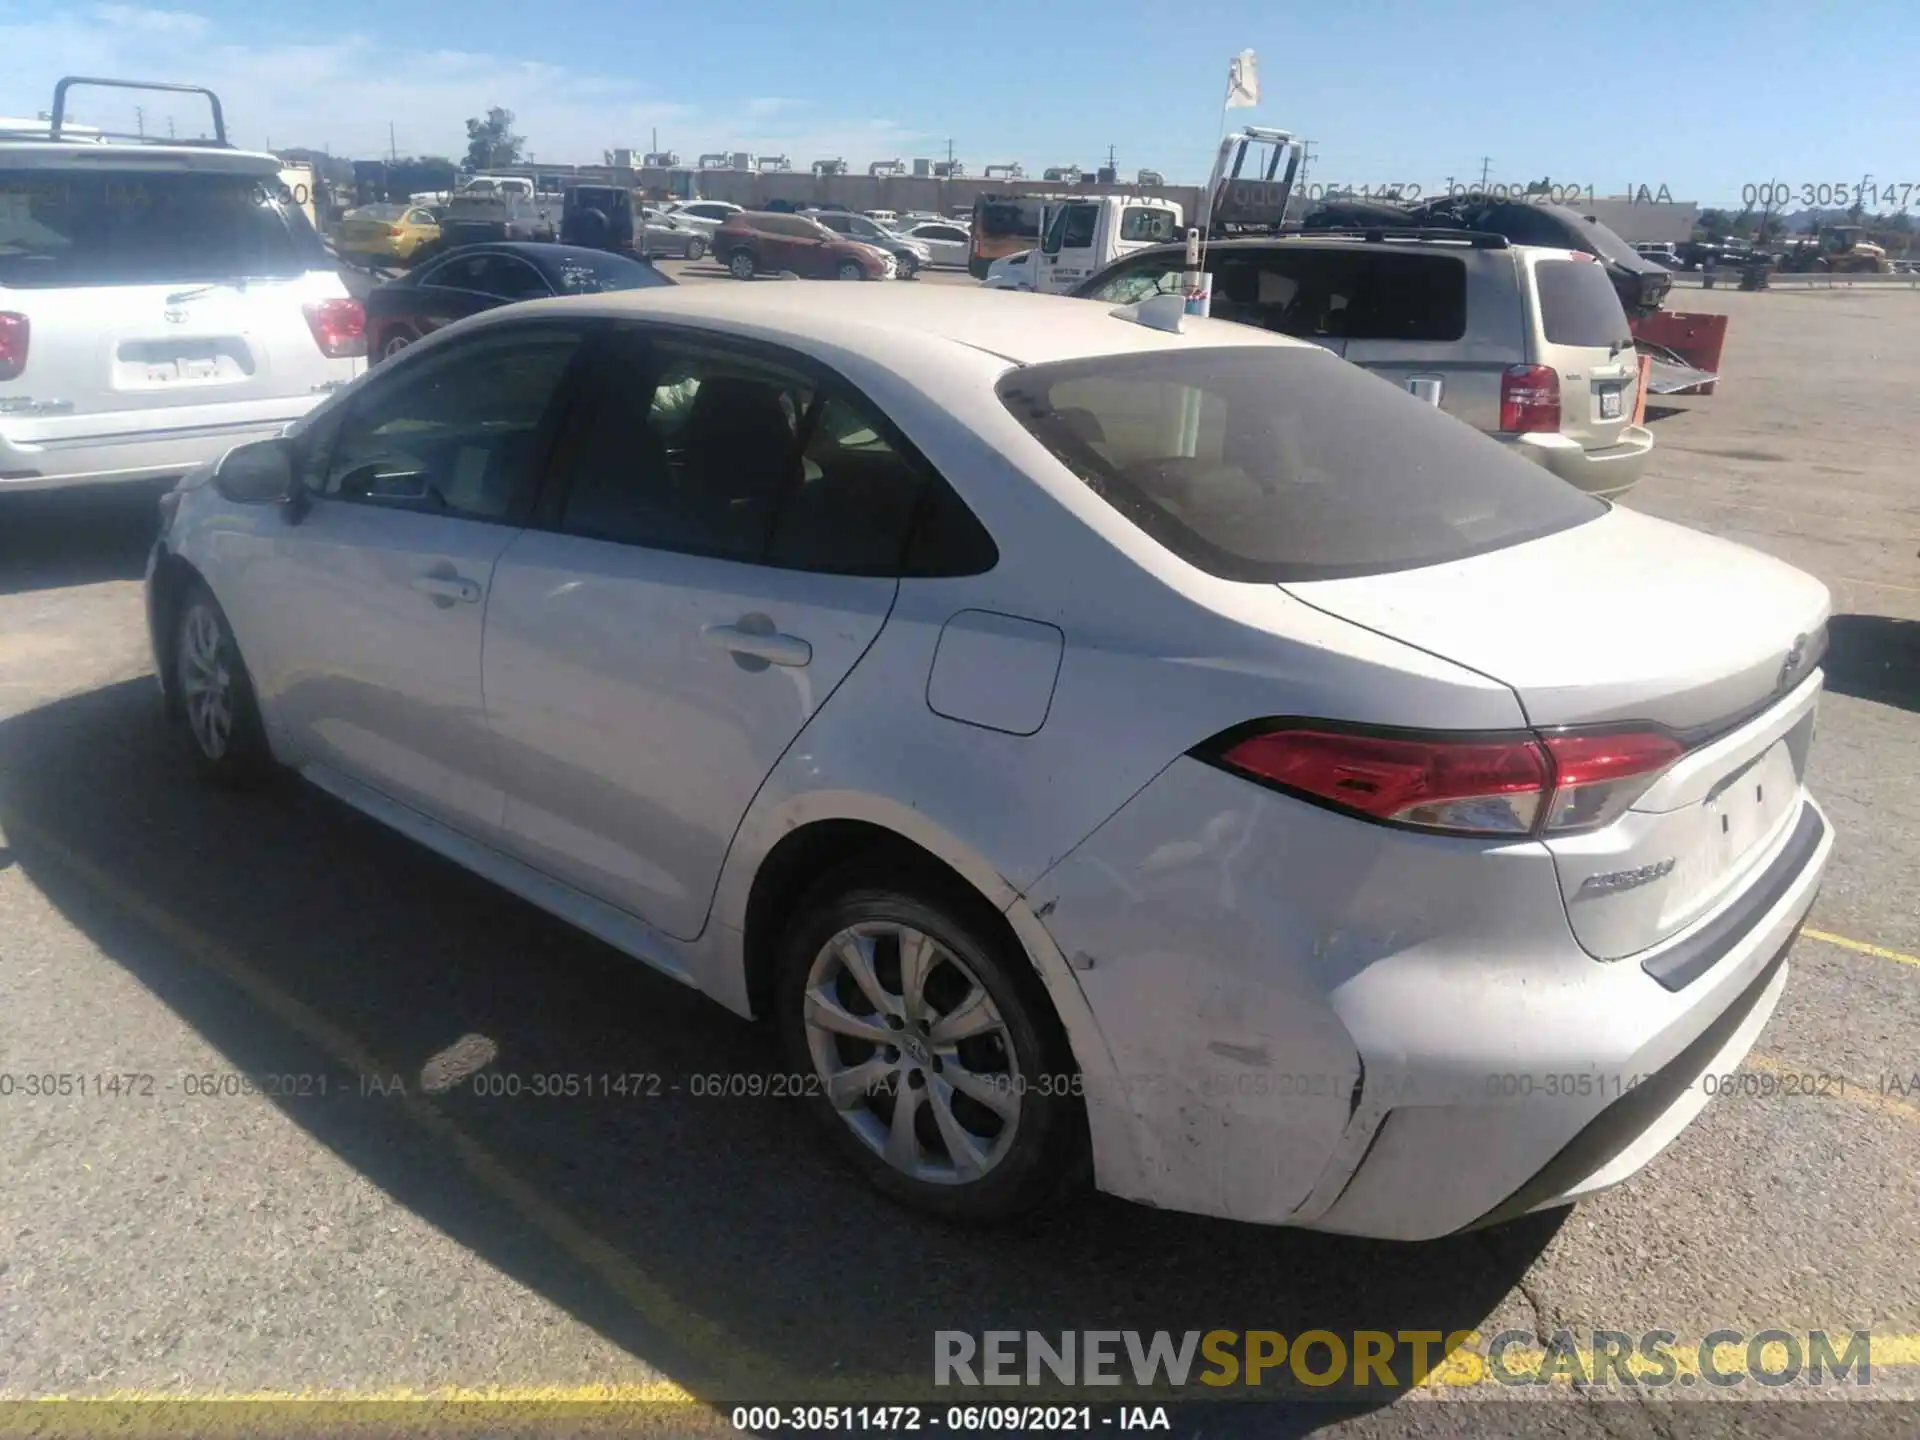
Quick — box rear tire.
[379,329,413,362]
[836,260,865,282]
[171,581,275,789]
[686,237,707,262]
[896,254,919,280]
[729,250,757,280]
[774,860,1091,1224]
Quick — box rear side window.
[1339,253,1467,342]
[0,168,323,288]
[997,346,1604,582]
[1533,259,1631,348]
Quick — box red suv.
[713,212,895,281]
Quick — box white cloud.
[0,10,928,164]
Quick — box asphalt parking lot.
[0,277,1916,1438]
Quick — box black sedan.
[364,242,674,363]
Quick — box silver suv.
[1073,230,1654,497]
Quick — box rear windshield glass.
[1534,258,1632,348]
[350,203,408,221]
[997,346,1604,582]
[0,168,324,288]
[546,251,672,294]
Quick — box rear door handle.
[701,620,811,668]
[412,574,482,604]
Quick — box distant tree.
[1696,207,1734,239]
[464,108,525,171]
[1887,210,1913,233]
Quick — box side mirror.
[214,437,296,505]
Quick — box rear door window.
[0,168,323,288]
[997,346,1603,582]
[1533,258,1632,348]
[1338,253,1468,341]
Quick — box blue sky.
[3,0,1918,204]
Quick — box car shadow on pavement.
[1823,614,1919,713]
[0,483,170,596]
[0,678,1562,1429]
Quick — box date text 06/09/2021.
[729,1406,1169,1432]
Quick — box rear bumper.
[1508,424,1655,497]
[1,408,320,492]
[1024,755,1830,1240]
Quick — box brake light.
[0,312,28,380]
[384,224,403,237]
[1202,723,1681,838]
[1540,730,1684,832]
[302,298,366,359]
[1500,363,1560,433]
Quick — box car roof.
[0,140,281,175]
[490,280,1315,369]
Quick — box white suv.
[1,78,365,492]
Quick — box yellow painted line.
[1747,1053,1920,1122]
[1804,928,1920,969]
[1837,575,1920,595]
[8,822,784,1400]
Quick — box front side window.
[998,346,1603,582]
[317,325,583,520]
[1043,203,1098,254]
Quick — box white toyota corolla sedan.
[146,282,1833,1238]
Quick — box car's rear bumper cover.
[1023,757,1830,1239]
[1507,424,1655,497]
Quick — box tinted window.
[558,337,813,560]
[1337,253,1468,342]
[318,326,582,520]
[924,225,967,243]
[766,398,925,575]
[997,346,1603,582]
[543,250,672,294]
[1534,259,1631,348]
[813,212,852,233]
[0,168,323,288]
[1046,204,1098,252]
[1120,207,1178,244]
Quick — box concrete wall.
[481,159,1203,224]
[1580,200,1698,245]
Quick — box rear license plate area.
[1597,384,1623,420]
[1706,740,1795,868]
[114,338,253,390]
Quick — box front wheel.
[729,250,757,280]
[896,255,919,280]
[836,260,866,282]
[171,582,275,788]
[775,865,1090,1223]
[378,329,413,362]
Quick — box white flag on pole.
[1225,49,1259,108]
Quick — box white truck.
[982,194,1185,294]
[981,126,1305,296]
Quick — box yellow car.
[336,203,441,265]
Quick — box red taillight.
[1206,723,1681,838]
[1500,363,1560,434]
[1540,730,1684,832]
[302,298,366,359]
[0,312,29,381]
[384,224,403,237]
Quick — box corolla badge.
[1778,633,1808,692]
[1576,858,1676,897]
[164,307,188,324]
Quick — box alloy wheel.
[801,922,1022,1185]
[177,602,234,761]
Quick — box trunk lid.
[1283,505,1831,959]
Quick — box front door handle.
[412,574,482,604]
[702,618,811,668]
